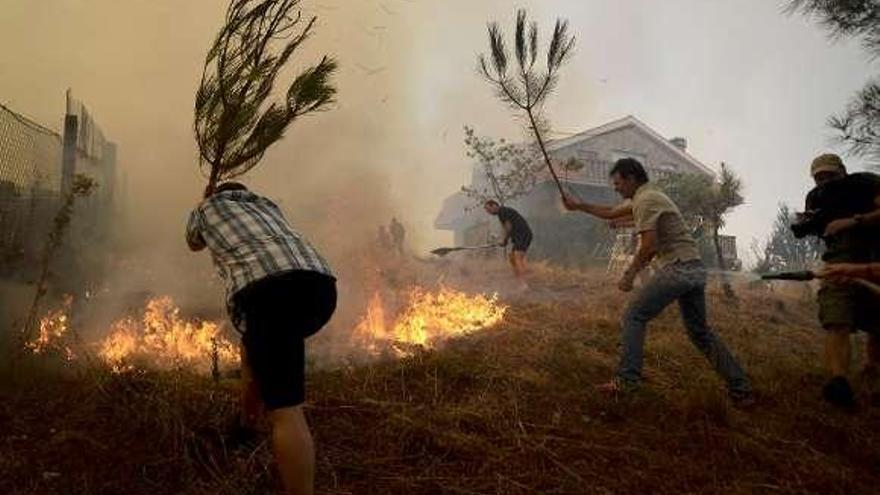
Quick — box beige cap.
[810,153,845,177]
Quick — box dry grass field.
[2,261,878,494]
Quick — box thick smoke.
[0,0,529,353]
[0,0,871,346]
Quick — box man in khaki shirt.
[563,158,752,403]
[630,184,701,267]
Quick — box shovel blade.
[430,247,456,256]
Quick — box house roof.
[434,191,484,230]
[546,115,716,177]
[435,116,719,232]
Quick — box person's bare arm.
[824,194,880,236]
[186,230,206,251]
[563,195,632,220]
[817,262,880,283]
[609,202,634,220]
[500,220,513,246]
[619,230,657,292]
[186,210,207,252]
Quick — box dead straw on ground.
[1,264,879,494]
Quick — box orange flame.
[354,291,390,355]
[355,286,506,356]
[27,294,75,361]
[98,296,238,373]
[98,319,139,373]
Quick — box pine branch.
[194,0,338,193]
[476,9,576,198]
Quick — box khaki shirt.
[631,183,701,268]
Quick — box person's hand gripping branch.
[562,191,580,212]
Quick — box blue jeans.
[618,261,751,395]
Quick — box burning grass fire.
[29,295,239,373]
[354,285,507,356]
[98,296,239,373]
[26,294,75,361]
[29,285,507,371]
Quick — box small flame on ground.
[354,292,389,355]
[98,296,238,373]
[355,286,507,356]
[27,294,75,361]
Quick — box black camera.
[790,210,830,239]
[791,172,879,239]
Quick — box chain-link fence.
[0,94,117,277]
[63,93,117,247]
[0,103,63,272]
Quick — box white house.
[435,115,739,267]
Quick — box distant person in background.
[483,199,532,290]
[390,217,406,257]
[187,182,336,495]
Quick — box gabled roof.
[546,115,716,177]
[434,191,483,230]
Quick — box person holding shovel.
[484,199,532,290]
[186,181,336,495]
[561,158,753,404]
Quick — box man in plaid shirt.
[187,182,336,495]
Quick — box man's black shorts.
[511,231,532,252]
[232,270,337,410]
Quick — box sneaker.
[822,376,856,411]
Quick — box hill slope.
[2,269,879,494]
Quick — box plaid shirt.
[186,190,334,305]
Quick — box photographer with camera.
[794,154,880,409]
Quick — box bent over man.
[484,199,533,290]
[563,158,752,403]
[186,182,336,495]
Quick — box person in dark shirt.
[484,200,533,289]
[799,154,880,409]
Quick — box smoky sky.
[0,0,873,270]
